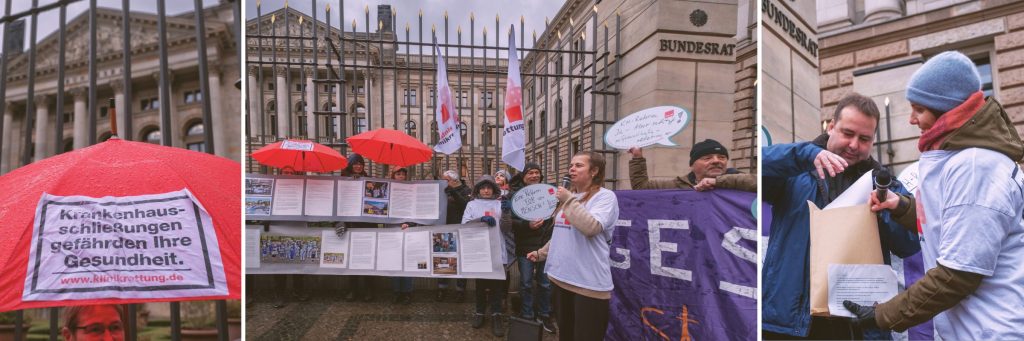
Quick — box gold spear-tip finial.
[885,97,890,106]
[256,0,261,8]
[365,5,369,14]
[432,24,436,33]
[444,10,448,20]
[284,0,288,8]
[483,26,487,35]
[392,7,396,16]
[470,12,474,21]
[570,17,574,26]
[298,16,303,25]
[582,32,586,40]
[419,9,423,17]
[496,13,500,22]
[325,3,330,12]
[557,30,561,39]
[379,19,383,30]
[457,25,461,34]
[271,13,276,23]
[406,23,410,32]
[594,5,598,13]
[352,19,357,30]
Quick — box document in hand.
[807,201,883,316]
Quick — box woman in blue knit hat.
[844,51,1024,339]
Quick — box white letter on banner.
[648,219,692,281]
[720,226,756,299]
[610,220,632,269]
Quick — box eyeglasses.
[75,323,124,337]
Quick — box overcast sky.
[245,0,566,54]
[0,0,222,49]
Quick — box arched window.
[142,127,161,145]
[323,102,338,138]
[295,102,307,136]
[405,120,417,136]
[352,104,366,134]
[185,121,206,152]
[430,120,439,144]
[540,110,547,133]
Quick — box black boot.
[471,313,485,329]
[491,313,505,337]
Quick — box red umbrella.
[251,139,347,173]
[0,138,240,312]
[346,128,433,167]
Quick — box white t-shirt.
[545,188,619,292]
[917,148,1024,340]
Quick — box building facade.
[524,0,755,188]
[245,6,513,180]
[0,2,241,173]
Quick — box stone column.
[208,65,227,156]
[275,66,289,138]
[153,71,179,147]
[71,88,88,149]
[864,0,902,22]
[335,84,343,139]
[109,80,126,138]
[247,66,261,137]
[305,67,316,139]
[34,94,50,161]
[2,102,13,172]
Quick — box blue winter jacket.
[761,137,921,338]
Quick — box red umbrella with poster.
[346,128,433,167]
[0,137,241,312]
[251,139,347,173]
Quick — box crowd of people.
[245,131,755,341]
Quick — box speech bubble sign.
[511,184,559,221]
[604,106,690,149]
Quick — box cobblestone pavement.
[245,288,560,340]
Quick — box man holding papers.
[761,93,920,340]
[843,51,1024,340]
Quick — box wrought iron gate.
[245,0,622,187]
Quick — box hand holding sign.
[605,106,690,149]
[511,184,559,221]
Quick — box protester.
[628,139,756,192]
[62,304,126,341]
[463,175,512,337]
[760,93,920,340]
[437,169,471,302]
[842,51,1024,339]
[527,151,619,341]
[503,162,557,333]
[494,169,511,196]
[390,167,415,305]
[340,153,368,177]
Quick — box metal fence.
[245,0,622,187]
[0,0,240,340]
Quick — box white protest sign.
[897,161,920,194]
[511,184,559,221]
[604,106,690,149]
[23,189,228,301]
[281,140,314,151]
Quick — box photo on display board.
[363,199,390,216]
[245,197,272,215]
[246,178,274,195]
[260,235,322,264]
[364,181,390,199]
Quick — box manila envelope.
[808,201,883,316]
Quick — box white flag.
[501,26,526,171]
[433,44,462,155]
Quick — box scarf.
[918,91,985,152]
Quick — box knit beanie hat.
[347,153,365,166]
[906,51,981,115]
[689,139,728,165]
[522,162,542,175]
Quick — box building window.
[529,83,535,108]
[267,100,277,136]
[297,115,307,136]
[185,122,205,152]
[972,56,994,98]
[296,101,306,112]
[143,128,161,144]
[573,36,585,65]
[63,112,72,123]
[573,85,583,119]
[322,102,338,137]
[554,99,563,129]
[267,82,275,91]
[100,106,109,118]
[554,57,563,77]
[430,120,439,144]
[481,91,494,109]
[429,88,435,107]
[528,119,534,141]
[404,89,418,106]
[353,85,365,94]
[353,105,367,134]
[184,90,203,104]
[540,110,548,133]
[571,139,580,155]
[405,120,417,136]
[140,98,159,111]
[323,84,336,92]
[458,91,468,108]
[295,83,306,92]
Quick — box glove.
[501,199,512,212]
[843,300,879,329]
[479,216,496,227]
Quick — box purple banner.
[608,189,757,341]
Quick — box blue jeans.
[392,277,413,293]
[518,256,551,318]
